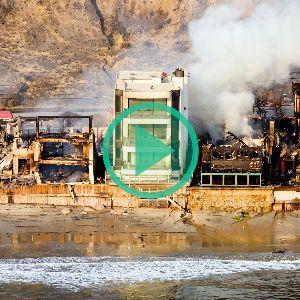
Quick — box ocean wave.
[0,256,299,290]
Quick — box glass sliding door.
[128,99,167,118]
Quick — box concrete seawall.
[0,184,299,211]
[0,184,138,208]
[188,187,274,212]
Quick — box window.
[128,99,167,107]
[128,152,136,166]
[224,151,233,159]
[224,175,235,185]
[128,151,168,169]
[128,99,167,118]
[128,124,167,141]
[129,99,152,107]
[212,175,223,185]
[202,175,211,185]
[128,124,135,139]
[135,152,168,169]
[154,124,167,139]
[249,175,261,186]
[237,175,247,185]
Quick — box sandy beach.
[0,204,300,258]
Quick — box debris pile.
[0,176,36,189]
[195,80,300,187]
[0,114,104,186]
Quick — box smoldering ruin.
[1,75,300,191]
[0,114,105,188]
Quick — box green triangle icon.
[135,125,174,176]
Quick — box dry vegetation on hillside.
[0,0,214,114]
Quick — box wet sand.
[0,204,300,258]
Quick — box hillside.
[0,0,218,120]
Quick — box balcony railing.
[127,111,170,119]
[122,162,169,170]
[123,138,171,147]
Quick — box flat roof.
[117,71,163,80]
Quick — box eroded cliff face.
[0,0,216,116]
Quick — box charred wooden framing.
[200,145,262,186]
[202,146,262,173]
[292,81,300,184]
[8,115,99,184]
[33,116,95,183]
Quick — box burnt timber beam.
[37,116,93,119]
[39,159,88,166]
[37,138,90,144]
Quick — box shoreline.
[0,204,299,258]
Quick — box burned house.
[32,116,96,183]
[200,139,262,187]
[198,80,300,187]
[0,111,14,160]
[256,82,299,185]
[0,115,103,185]
[0,112,23,176]
[292,81,300,184]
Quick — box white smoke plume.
[188,0,300,139]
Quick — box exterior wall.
[5,184,300,212]
[173,75,188,171]
[188,187,274,212]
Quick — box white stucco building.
[113,68,189,183]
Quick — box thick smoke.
[188,0,300,139]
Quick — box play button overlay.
[135,125,174,176]
[103,103,199,199]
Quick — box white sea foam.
[0,256,299,290]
